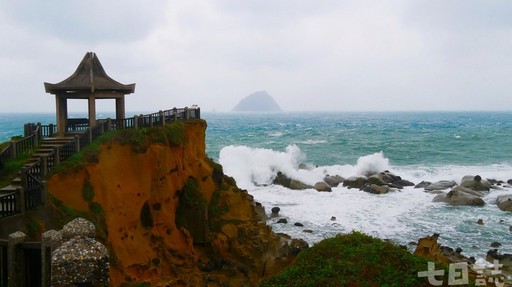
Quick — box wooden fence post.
[173,108,178,121]
[134,115,139,130]
[159,110,165,126]
[185,107,189,120]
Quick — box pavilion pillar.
[55,95,68,137]
[115,97,125,120]
[88,94,96,129]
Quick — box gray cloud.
[0,0,511,113]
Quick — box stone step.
[0,184,19,193]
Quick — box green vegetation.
[175,177,207,228]
[0,154,30,188]
[259,231,467,287]
[82,179,95,201]
[25,218,42,239]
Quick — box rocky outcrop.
[314,182,332,192]
[496,194,512,212]
[47,120,303,286]
[272,172,312,190]
[424,180,457,191]
[413,234,474,265]
[460,175,491,191]
[432,186,485,206]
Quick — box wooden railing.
[0,125,41,167]
[0,106,200,218]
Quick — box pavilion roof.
[44,52,135,95]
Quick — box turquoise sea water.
[2,111,512,262]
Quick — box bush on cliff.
[259,231,455,287]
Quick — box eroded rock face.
[47,121,301,286]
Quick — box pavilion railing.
[0,106,200,217]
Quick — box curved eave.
[44,82,136,95]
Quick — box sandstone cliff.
[47,120,301,286]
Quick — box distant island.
[232,91,282,112]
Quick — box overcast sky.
[1,0,511,113]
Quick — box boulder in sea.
[271,207,281,217]
[323,175,344,187]
[424,180,457,191]
[508,179,512,185]
[289,179,312,190]
[314,182,332,192]
[460,175,491,192]
[496,194,512,212]
[272,172,312,190]
[364,184,389,194]
[432,186,485,206]
[343,176,367,189]
[414,181,432,189]
[277,218,288,224]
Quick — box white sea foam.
[219,144,512,259]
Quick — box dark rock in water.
[496,194,512,212]
[509,226,512,232]
[477,219,484,225]
[491,242,502,248]
[314,182,332,192]
[323,175,344,187]
[273,172,312,190]
[392,179,415,188]
[232,90,282,112]
[425,180,457,191]
[303,229,313,233]
[273,172,291,187]
[456,247,463,254]
[343,176,367,189]
[415,181,432,189]
[271,207,280,217]
[277,218,288,224]
[289,180,312,190]
[294,222,304,227]
[330,216,336,221]
[364,184,389,194]
[508,179,512,185]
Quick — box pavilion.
[44,52,135,136]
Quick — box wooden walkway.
[0,107,200,218]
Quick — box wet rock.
[477,219,484,225]
[460,175,491,192]
[415,181,432,189]
[254,202,268,221]
[294,222,304,227]
[496,194,512,212]
[277,218,288,224]
[330,216,336,221]
[508,179,512,185]
[432,186,486,206]
[303,229,313,233]
[289,179,313,190]
[271,207,281,216]
[314,182,332,192]
[364,184,389,194]
[343,176,367,189]
[425,180,457,191]
[323,175,344,187]
[491,242,502,248]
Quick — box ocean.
[2,111,512,263]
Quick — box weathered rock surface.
[314,182,332,192]
[343,176,367,189]
[424,180,458,191]
[460,175,491,192]
[47,121,303,286]
[432,186,485,206]
[414,234,474,265]
[496,194,512,212]
[323,175,344,187]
